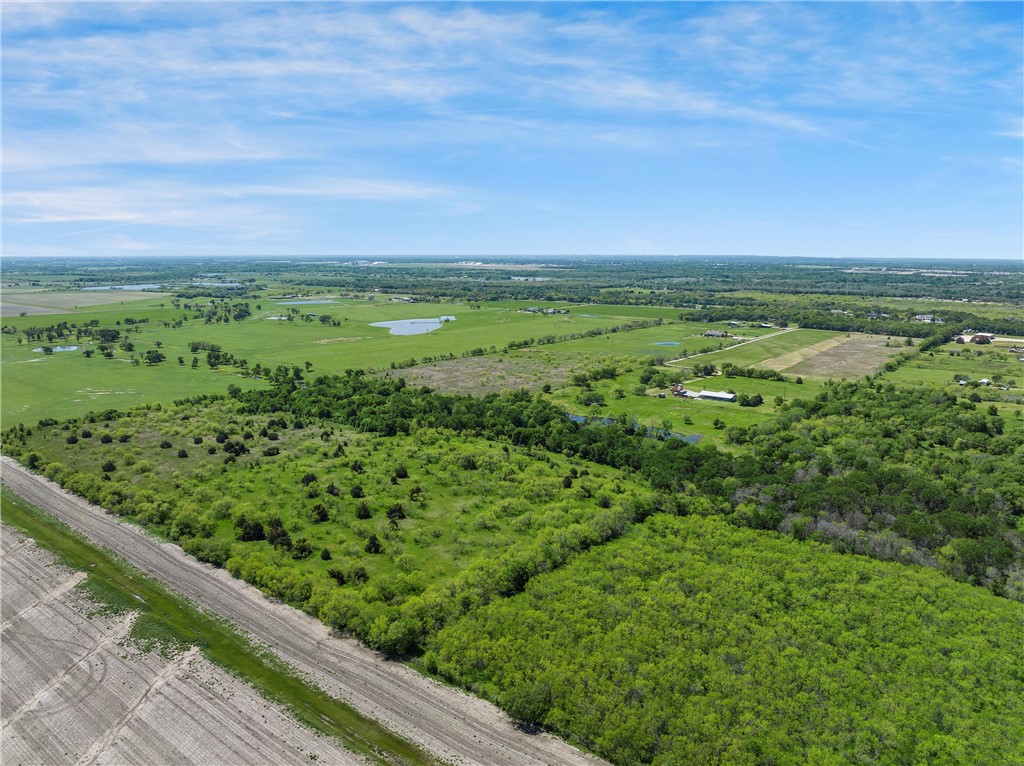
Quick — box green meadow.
[1,294,679,426]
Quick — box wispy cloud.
[2,2,1020,258]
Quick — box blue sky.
[3,2,1021,260]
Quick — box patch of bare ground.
[0,525,367,766]
[0,303,65,318]
[386,351,587,394]
[1,290,169,312]
[784,334,909,378]
[1,459,608,766]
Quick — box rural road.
[1,456,608,766]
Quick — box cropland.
[2,255,1024,766]
[0,526,366,766]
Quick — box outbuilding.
[699,390,737,402]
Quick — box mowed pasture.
[526,321,781,359]
[1,297,674,426]
[0,525,363,766]
[1,289,172,316]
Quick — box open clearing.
[752,335,850,371]
[782,333,908,378]
[1,290,168,314]
[0,458,607,766]
[0,524,366,766]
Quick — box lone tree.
[365,534,383,554]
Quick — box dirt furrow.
[0,570,87,633]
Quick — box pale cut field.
[1,289,168,316]
[0,525,365,766]
[755,333,907,378]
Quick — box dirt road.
[1,456,607,766]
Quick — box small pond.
[82,284,163,291]
[370,316,456,336]
[654,342,680,346]
[33,345,79,353]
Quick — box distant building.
[699,390,737,402]
[703,330,729,338]
[971,333,995,344]
[978,379,992,386]
[914,314,935,322]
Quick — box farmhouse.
[971,333,995,344]
[703,330,729,338]
[699,390,737,402]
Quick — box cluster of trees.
[721,363,790,382]
[430,515,1024,765]
[502,318,666,353]
[230,373,1023,595]
[3,398,655,659]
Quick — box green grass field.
[528,321,780,359]
[1,298,682,426]
[672,328,840,368]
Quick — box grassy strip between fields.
[0,486,438,766]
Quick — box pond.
[82,284,163,291]
[370,316,456,336]
[654,342,680,346]
[33,346,79,353]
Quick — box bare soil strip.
[0,457,607,766]
[1,525,367,766]
[752,335,850,371]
